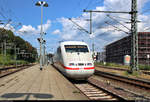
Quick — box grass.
[95,62,150,80]
[139,64,150,70]
[0,54,29,67]
[95,62,150,71]
[124,70,140,77]
[124,71,129,76]
[95,62,130,69]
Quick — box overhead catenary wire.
[1,7,13,20]
[0,0,9,20]
[94,29,125,42]
[0,1,18,21]
[106,14,131,31]
[0,11,8,20]
[69,0,86,31]
[68,0,102,34]
[84,0,94,10]
[68,18,89,34]
[104,21,130,35]
[0,0,22,33]
[69,10,128,41]
[105,14,131,22]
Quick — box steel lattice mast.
[83,0,139,72]
[131,0,139,71]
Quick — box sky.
[0,0,150,54]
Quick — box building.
[96,52,106,62]
[106,32,150,65]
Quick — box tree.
[0,28,38,62]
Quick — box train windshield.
[65,45,89,53]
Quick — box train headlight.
[87,63,92,66]
[69,63,75,66]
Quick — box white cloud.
[37,20,51,33]
[17,20,51,35]
[54,0,149,51]
[0,23,15,32]
[52,29,61,35]
[18,25,37,34]
[56,17,79,40]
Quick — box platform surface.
[0,64,88,100]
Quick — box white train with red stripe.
[52,41,95,80]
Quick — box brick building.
[106,32,150,65]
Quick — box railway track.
[96,65,128,71]
[96,65,150,75]
[95,70,150,89]
[94,70,150,100]
[53,65,120,100]
[0,64,35,78]
[74,82,122,101]
[72,76,150,101]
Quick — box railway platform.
[0,64,88,100]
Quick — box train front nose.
[65,66,95,80]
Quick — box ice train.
[52,41,95,80]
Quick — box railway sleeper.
[85,91,103,94]
[96,71,150,89]
[89,96,117,100]
[85,93,108,97]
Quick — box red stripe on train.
[64,66,79,70]
[60,63,79,70]
[59,62,94,70]
[84,67,95,70]
[64,66,94,70]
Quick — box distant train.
[52,41,95,80]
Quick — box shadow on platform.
[1,93,53,100]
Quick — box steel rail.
[95,70,150,89]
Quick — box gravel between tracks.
[88,77,150,101]
[95,66,150,81]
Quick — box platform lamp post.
[43,39,46,66]
[35,1,48,70]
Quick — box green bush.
[95,62,129,69]
[95,62,150,71]
[139,64,150,70]
[0,54,29,67]
[94,62,104,66]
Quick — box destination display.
[65,45,89,52]
[65,45,87,48]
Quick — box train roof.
[60,41,88,46]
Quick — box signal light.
[37,38,40,42]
